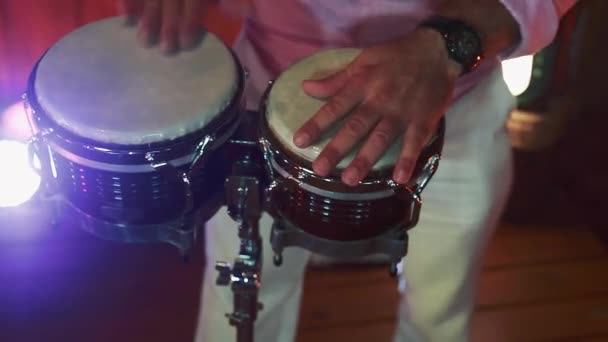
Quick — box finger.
[137,0,162,46]
[312,105,381,177]
[302,67,351,99]
[293,85,362,149]
[393,122,435,184]
[180,0,205,49]
[160,0,181,53]
[342,118,401,186]
[118,0,144,24]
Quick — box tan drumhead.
[34,17,238,145]
[266,48,402,171]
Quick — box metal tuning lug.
[412,154,441,198]
[270,220,286,267]
[389,261,399,277]
[273,253,283,267]
[216,261,234,286]
[146,153,195,216]
[188,135,214,177]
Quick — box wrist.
[414,27,464,82]
[418,16,484,76]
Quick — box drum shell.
[269,179,414,241]
[47,148,228,225]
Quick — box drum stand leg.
[216,175,264,342]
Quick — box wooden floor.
[296,223,608,342]
[2,205,607,342]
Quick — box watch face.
[446,27,482,67]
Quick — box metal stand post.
[216,153,264,342]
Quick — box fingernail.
[343,167,359,186]
[138,30,156,47]
[301,80,320,95]
[294,132,310,147]
[161,39,177,55]
[137,29,146,44]
[313,157,330,176]
[161,43,173,55]
[394,168,410,184]
[301,79,317,91]
[126,16,138,26]
[147,33,159,46]
[181,28,202,50]
[180,32,193,48]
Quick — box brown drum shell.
[269,180,413,241]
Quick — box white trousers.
[194,67,515,342]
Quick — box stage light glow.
[1,101,33,142]
[501,55,534,97]
[0,140,41,208]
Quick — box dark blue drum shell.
[49,150,228,225]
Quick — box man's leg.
[194,208,311,342]
[394,130,513,342]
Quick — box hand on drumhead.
[293,29,462,186]
[118,0,215,53]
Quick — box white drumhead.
[266,48,402,171]
[34,17,238,145]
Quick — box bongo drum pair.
[24,16,443,342]
[25,17,442,270]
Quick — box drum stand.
[270,218,409,276]
[215,151,264,342]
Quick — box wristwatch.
[418,16,484,74]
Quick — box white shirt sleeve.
[497,0,578,59]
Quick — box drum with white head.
[25,17,243,254]
[259,49,444,266]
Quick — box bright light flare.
[1,101,34,142]
[0,140,41,208]
[501,55,534,97]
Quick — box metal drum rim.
[25,47,246,167]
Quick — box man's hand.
[293,29,461,186]
[118,0,215,53]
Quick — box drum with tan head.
[24,17,244,254]
[259,48,444,267]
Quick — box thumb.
[302,67,350,99]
